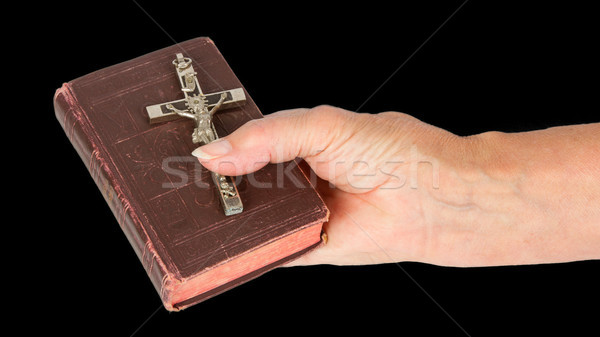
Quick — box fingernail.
[191,139,232,159]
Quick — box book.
[54,37,329,311]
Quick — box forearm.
[422,123,600,267]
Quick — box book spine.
[54,83,174,306]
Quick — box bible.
[54,37,329,311]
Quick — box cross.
[146,53,246,216]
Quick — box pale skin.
[191,105,600,267]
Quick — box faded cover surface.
[54,37,328,310]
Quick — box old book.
[54,37,329,311]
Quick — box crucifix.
[146,53,246,216]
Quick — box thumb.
[191,105,351,177]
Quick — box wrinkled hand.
[192,105,461,266]
[192,105,600,267]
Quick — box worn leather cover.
[54,37,329,311]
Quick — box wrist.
[415,131,526,266]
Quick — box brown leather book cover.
[54,37,329,311]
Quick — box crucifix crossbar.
[146,53,246,216]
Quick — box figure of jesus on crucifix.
[165,92,227,145]
[166,90,237,200]
[145,53,245,215]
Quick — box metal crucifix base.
[212,173,243,216]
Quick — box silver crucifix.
[146,53,246,216]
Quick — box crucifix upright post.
[146,53,246,216]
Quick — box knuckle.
[242,118,268,136]
[232,117,271,151]
[305,104,350,127]
[300,105,353,156]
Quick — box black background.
[22,0,599,336]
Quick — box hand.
[192,105,600,267]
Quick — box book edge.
[170,225,325,311]
[54,83,176,304]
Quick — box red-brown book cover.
[53,37,329,311]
